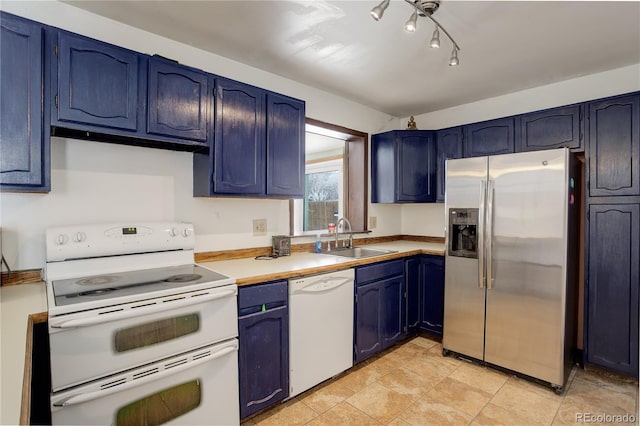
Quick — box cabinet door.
[0,13,48,190]
[420,256,445,335]
[586,204,639,376]
[516,105,583,152]
[371,131,395,203]
[239,306,289,418]
[214,78,265,195]
[436,127,463,202]
[266,93,305,197]
[55,32,139,131]
[396,132,435,202]
[355,282,382,364]
[588,95,640,197]
[463,117,515,157]
[381,275,406,349]
[405,258,420,334]
[147,58,208,143]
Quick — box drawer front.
[238,280,287,310]
[356,259,404,286]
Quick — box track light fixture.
[449,47,459,66]
[370,0,461,66]
[430,26,440,48]
[370,0,390,21]
[404,10,418,32]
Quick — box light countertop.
[199,241,444,285]
[0,240,443,423]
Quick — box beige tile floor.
[243,336,639,426]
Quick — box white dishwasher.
[288,268,354,397]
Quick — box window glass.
[116,380,200,426]
[114,313,200,352]
[293,131,344,234]
[292,119,368,235]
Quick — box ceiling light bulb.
[430,27,440,48]
[370,0,390,21]
[404,10,418,32]
[449,48,459,66]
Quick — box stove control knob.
[56,234,69,245]
[169,227,179,237]
[73,232,86,243]
[182,228,192,238]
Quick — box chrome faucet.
[335,217,353,248]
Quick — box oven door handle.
[52,343,238,407]
[49,288,236,329]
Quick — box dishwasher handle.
[291,277,353,294]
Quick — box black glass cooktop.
[52,264,232,307]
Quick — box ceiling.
[63,1,640,117]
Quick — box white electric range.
[44,222,239,425]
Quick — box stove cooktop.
[52,264,232,307]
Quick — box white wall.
[0,1,401,271]
[400,63,640,237]
[1,1,638,269]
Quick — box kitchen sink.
[319,247,397,259]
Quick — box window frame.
[289,118,368,236]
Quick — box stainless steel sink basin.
[320,247,397,259]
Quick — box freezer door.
[443,156,488,361]
[484,149,569,385]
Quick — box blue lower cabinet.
[419,255,445,336]
[354,260,405,364]
[238,281,288,419]
[586,203,639,377]
[405,257,421,335]
[355,282,382,363]
[381,275,406,349]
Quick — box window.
[290,118,368,235]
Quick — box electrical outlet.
[253,219,267,236]
[369,216,377,229]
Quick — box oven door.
[49,285,237,391]
[51,339,239,426]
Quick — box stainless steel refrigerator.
[442,148,578,392]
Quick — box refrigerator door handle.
[486,180,495,289]
[478,180,486,289]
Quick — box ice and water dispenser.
[448,208,479,258]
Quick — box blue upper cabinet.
[588,94,639,197]
[147,57,208,143]
[463,117,515,157]
[54,31,140,131]
[213,77,266,195]
[266,93,305,197]
[436,127,463,202]
[0,13,49,192]
[194,78,305,198]
[516,104,583,152]
[371,130,436,203]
